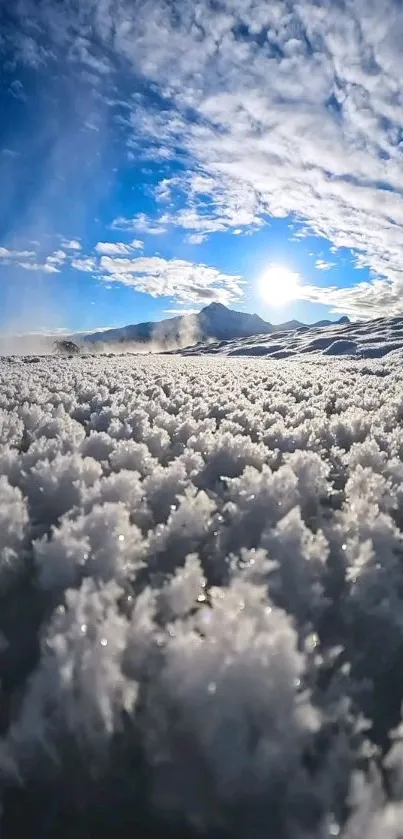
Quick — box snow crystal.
[1,352,403,837]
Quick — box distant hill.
[79,302,350,349]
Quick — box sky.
[1,0,403,334]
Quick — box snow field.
[0,353,403,837]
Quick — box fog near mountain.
[5,305,403,364]
[78,302,350,353]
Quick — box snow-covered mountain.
[80,302,349,349]
[174,313,403,360]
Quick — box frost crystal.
[1,353,403,837]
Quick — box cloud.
[99,255,244,305]
[297,277,403,320]
[158,173,265,238]
[9,0,403,315]
[111,214,167,235]
[18,250,63,274]
[9,79,26,101]
[113,173,266,241]
[164,308,199,316]
[71,257,98,273]
[0,247,36,260]
[18,262,60,274]
[1,247,69,274]
[95,241,144,255]
[62,240,82,251]
[105,0,403,315]
[187,234,205,245]
[95,242,132,255]
[315,260,336,271]
[47,249,67,267]
[0,246,68,274]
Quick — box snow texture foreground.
[1,353,403,837]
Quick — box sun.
[258,263,301,307]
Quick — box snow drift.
[1,352,403,837]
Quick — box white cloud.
[296,277,403,319]
[111,214,167,235]
[164,308,199,316]
[10,0,403,315]
[71,258,98,273]
[315,260,336,271]
[99,255,244,305]
[4,248,68,274]
[19,262,60,274]
[114,173,265,241]
[0,247,36,260]
[95,242,132,255]
[95,241,144,255]
[1,247,68,273]
[47,250,67,267]
[62,240,82,251]
[187,234,206,245]
[103,0,403,315]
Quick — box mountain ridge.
[79,302,350,349]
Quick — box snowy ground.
[1,352,403,837]
[176,314,403,360]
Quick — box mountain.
[271,316,349,332]
[79,303,350,350]
[197,302,272,340]
[312,315,349,328]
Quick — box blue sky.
[1,0,402,334]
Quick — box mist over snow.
[1,352,403,837]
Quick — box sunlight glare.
[259,263,301,306]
